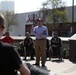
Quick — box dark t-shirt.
[51,37,62,48]
[0,42,22,75]
[24,37,34,48]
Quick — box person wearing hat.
[0,13,30,75]
[33,18,48,67]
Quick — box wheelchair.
[51,46,63,61]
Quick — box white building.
[9,6,76,36]
[10,11,42,36]
[0,1,14,12]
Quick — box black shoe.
[23,57,26,60]
[42,64,45,67]
[30,57,35,60]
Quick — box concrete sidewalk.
[22,57,76,75]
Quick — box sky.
[0,0,76,14]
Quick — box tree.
[40,0,68,31]
[2,11,16,32]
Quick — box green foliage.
[40,0,68,31]
[63,48,69,59]
[2,11,16,32]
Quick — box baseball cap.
[37,18,43,22]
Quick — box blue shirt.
[33,25,48,39]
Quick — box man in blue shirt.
[33,18,48,67]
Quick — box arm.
[58,38,62,47]
[9,46,30,75]
[42,27,48,38]
[51,38,54,46]
[18,63,30,75]
[29,38,34,47]
[11,37,14,44]
[51,38,56,47]
[10,37,14,44]
[24,38,28,47]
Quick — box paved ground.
[21,57,76,75]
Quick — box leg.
[48,48,53,61]
[24,47,26,60]
[40,39,46,66]
[59,47,63,60]
[30,47,35,60]
[52,47,56,57]
[34,40,40,65]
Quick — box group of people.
[22,18,62,67]
[0,13,62,75]
[21,18,48,67]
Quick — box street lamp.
[72,0,74,35]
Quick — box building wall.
[10,6,76,36]
[66,6,76,22]
[10,11,41,36]
[10,13,26,36]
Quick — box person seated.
[17,41,25,56]
[1,32,14,45]
[51,31,62,60]
[24,32,35,60]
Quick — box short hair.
[5,32,9,35]
[0,13,5,27]
[25,32,29,35]
[54,31,58,35]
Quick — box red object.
[2,36,14,44]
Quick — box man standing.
[33,18,48,67]
[0,13,30,75]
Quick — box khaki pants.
[35,39,46,65]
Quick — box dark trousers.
[25,47,35,58]
[52,47,60,57]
